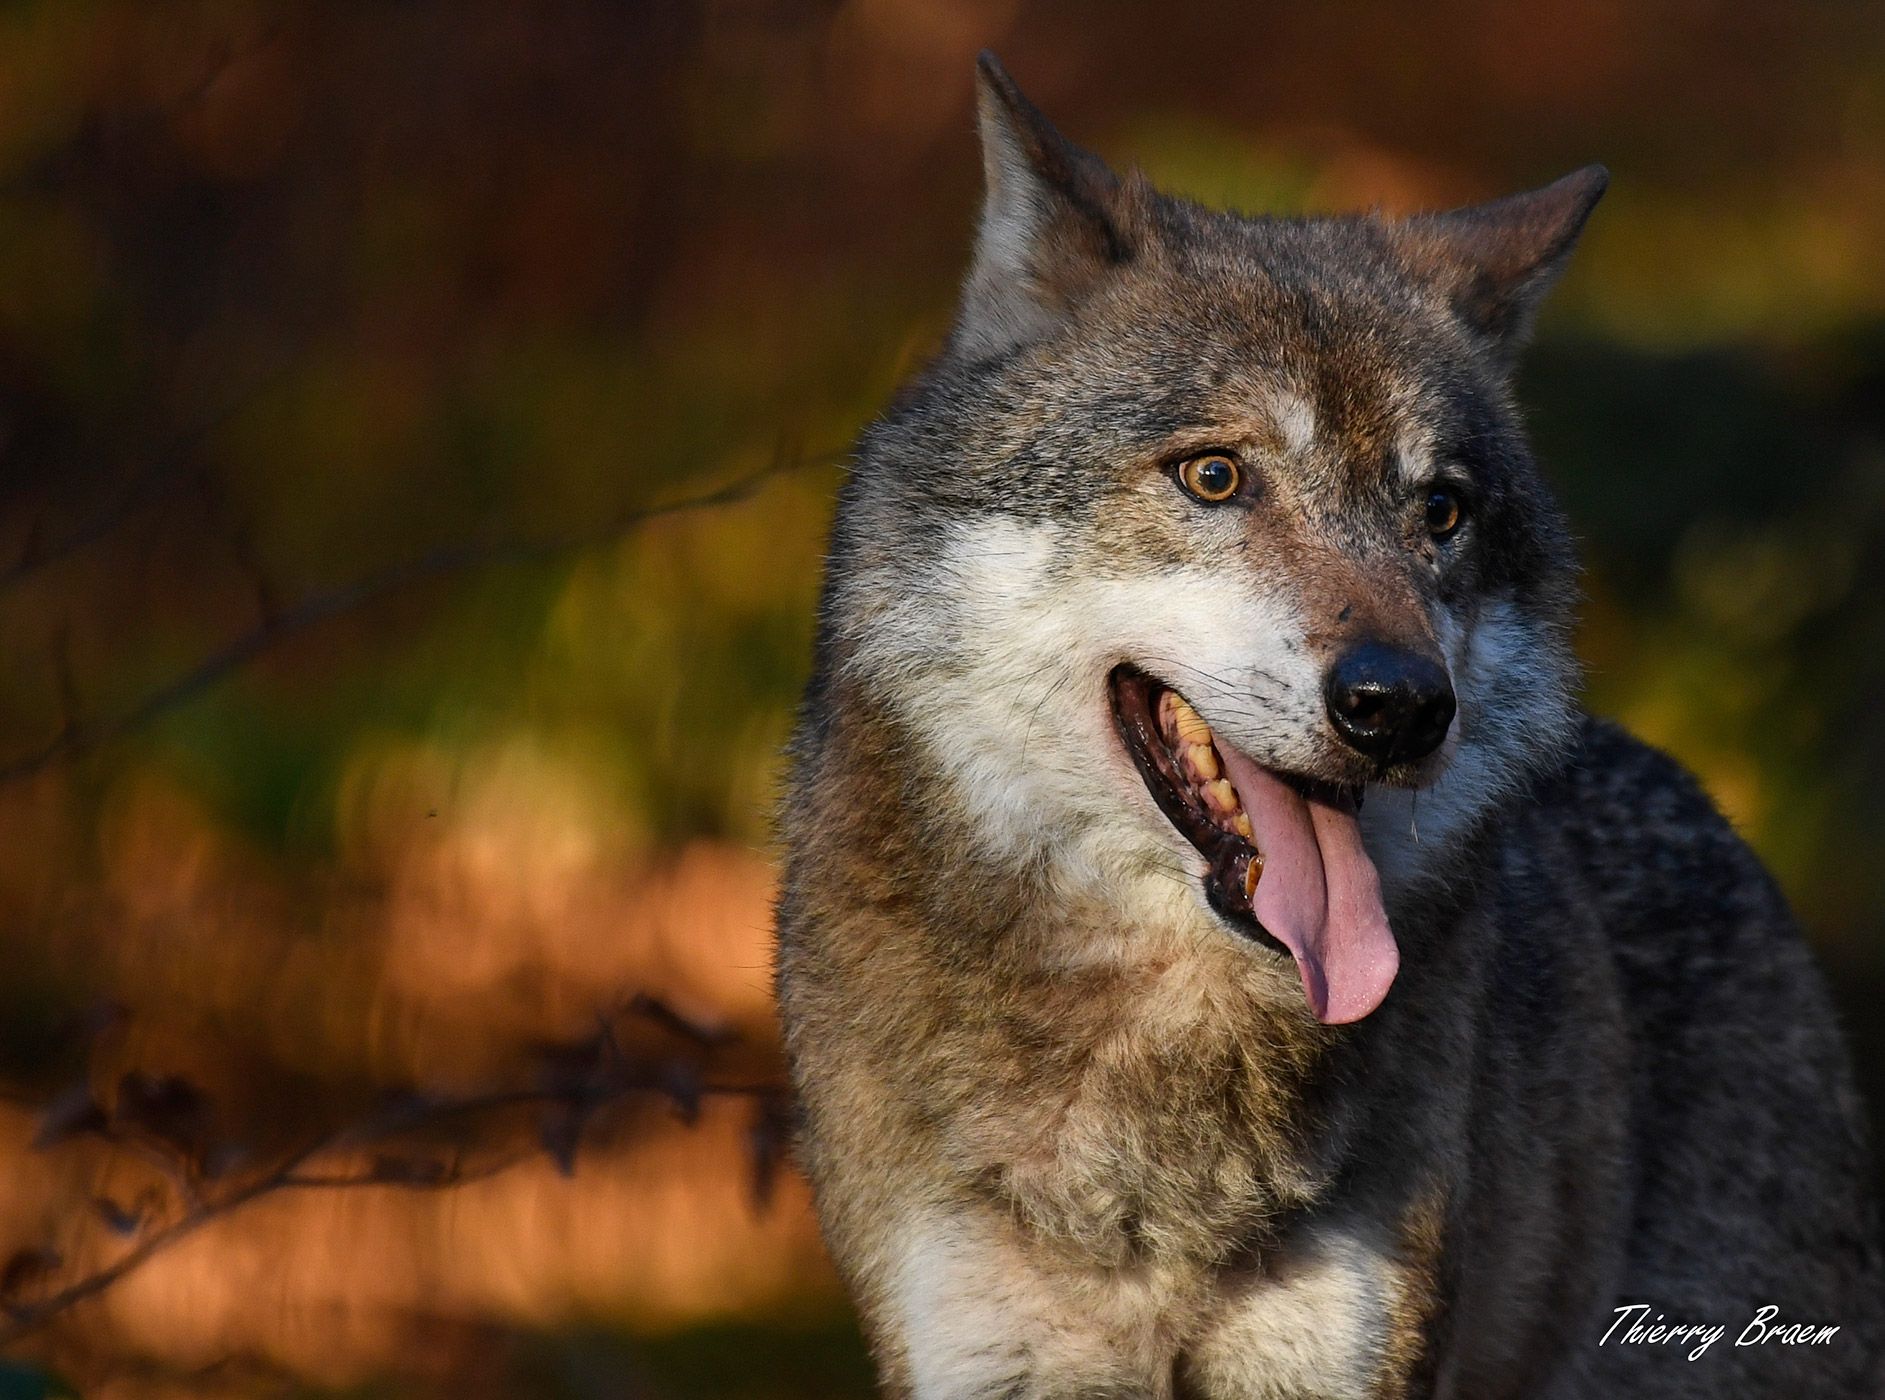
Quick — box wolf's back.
[1457,716,1884,1395]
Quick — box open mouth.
[1107,664,1399,1024]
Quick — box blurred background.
[0,1,1882,1395]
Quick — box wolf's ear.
[951,52,1135,361]
[1400,166,1608,360]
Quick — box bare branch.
[1,360,298,594]
[2,459,188,591]
[0,1009,787,1345]
[0,441,841,786]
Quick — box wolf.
[773,53,1882,1399]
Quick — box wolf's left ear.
[951,52,1136,361]
[1400,166,1608,360]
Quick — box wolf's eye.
[1424,487,1464,539]
[1177,453,1241,503]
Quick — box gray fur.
[776,54,1882,1398]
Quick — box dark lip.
[1109,662,1350,954]
[1274,767,1364,815]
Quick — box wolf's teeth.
[1171,696,1212,745]
[1186,742,1220,781]
[1203,778,1238,814]
[1234,812,1252,839]
[1157,689,1178,741]
[1244,854,1264,898]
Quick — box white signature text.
[1600,1304,1840,1361]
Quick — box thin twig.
[0,442,842,786]
[1,360,299,594]
[0,1073,780,1344]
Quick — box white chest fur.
[885,1207,1399,1399]
[1184,1226,1399,1399]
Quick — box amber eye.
[1424,486,1464,539]
[1177,453,1241,503]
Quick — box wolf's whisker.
[1019,665,1076,763]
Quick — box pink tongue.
[1215,746,1399,1024]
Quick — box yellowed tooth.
[1244,853,1264,898]
[1187,742,1220,781]
[1234,811,1252,839]
[1157,689,1178,738]
[1204,778,1238,813]
[1171,696,1212,744]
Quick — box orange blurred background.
[3,2,1884,1395]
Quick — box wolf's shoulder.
[1532,714,1784,926]
[1507,715,1791,948]
[1515,714,1824,1015]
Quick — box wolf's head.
[813,55,1600,1023]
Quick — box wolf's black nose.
[1324,643,1456,766]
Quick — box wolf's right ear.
[1398,166,1609,361]
[951,53,1135,361]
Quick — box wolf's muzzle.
[1324,642,1456,767]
